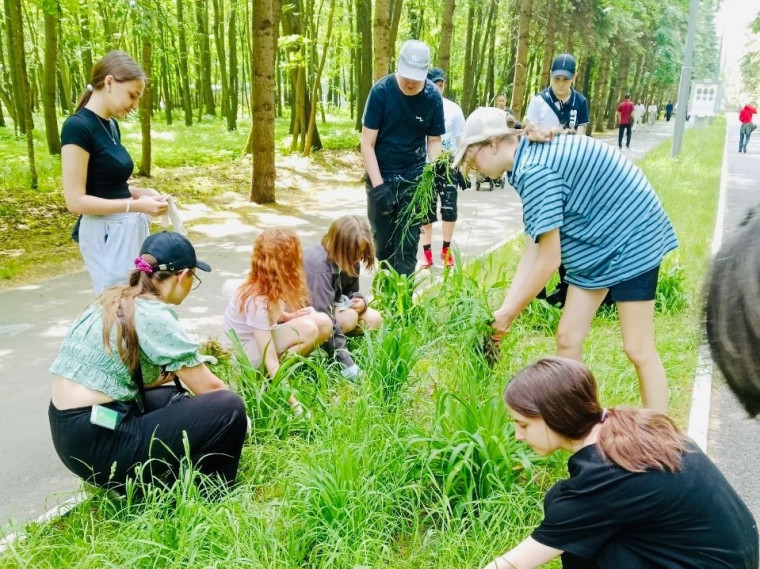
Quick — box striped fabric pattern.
[509,134,678,289]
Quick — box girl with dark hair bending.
[62,51,170,294]
[49,232,247,491]
[483,357,758,569]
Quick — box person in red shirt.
[617,93,635,150]
[738,102,757,153]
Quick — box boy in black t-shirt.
[360,39,445,276]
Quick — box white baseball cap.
[397,40,430,81]
[452,107,520,168]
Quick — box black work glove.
[456,169,470,190]
[372,182,395,214]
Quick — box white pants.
[79,213,150,294]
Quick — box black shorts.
[423,182,458,224]
[608,265,660,302]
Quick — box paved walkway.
[0,120,677,529]
[708,114,760,523]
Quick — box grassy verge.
[1,119,723,568]
[0,111,360,287]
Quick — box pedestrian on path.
[646,101,658,130]
[665,101,674,122]
[62,51,170,295]
[738,102,757,153]
[223,228,333,414]
[633,101,645,131]
[49,231,247,492]
[481,357,759,569]
[419,67,465,268]
[524,52,590,307]
[360,39,445,276]
[705,207,760,416]
[454,107,678,412]
[617,93,634,151]
[304,215,383,380]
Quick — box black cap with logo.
[551,53,577,79]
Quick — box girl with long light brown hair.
[49,232,246,491]
[303,215,382,379]
[223,228,332,412]
[482,357,758,569]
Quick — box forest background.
[0,0,732,286]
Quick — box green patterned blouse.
[50,298,206,401]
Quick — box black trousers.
[366,175,421,277]
[618,123,632,148]
[49,386,247,491]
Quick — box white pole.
[672,0,701,157]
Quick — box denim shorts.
[608,265,660,302]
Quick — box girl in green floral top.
[49,231,247,491]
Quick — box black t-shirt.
[361,74,445,177]
[61,108,134,200]
[532,443,759,568]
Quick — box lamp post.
[672,0,700,157]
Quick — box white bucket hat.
[452,107,520,168]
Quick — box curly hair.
[236,228,309,319]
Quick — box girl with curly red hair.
[223,228,332,412]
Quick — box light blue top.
[509,135,678,288]
[50,298,206,401]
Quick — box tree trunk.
[438,0,456,78]
[42,7,60,154]
[138,38,153,177]
[6,0,36,186]
[373,0,391,81]
[304,0,335,156]
[56,52,71,115]
[5,0,26,134]
[510,0,532,118]
[250,0,281,204]
[540,0,556,86]
[227,0,238,130]
[196,0,215,116]
[354,0,372,130]
[176,0,193,125]
[606,48,630,130]
[592,50,611,134]
[79,0,93,82]
[212,0,230,124]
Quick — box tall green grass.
[1,120,723,569]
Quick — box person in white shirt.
[420,67,466,268]
[647,102,658,129]
[633,101,646,131]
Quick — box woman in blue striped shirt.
[454,107,677,412]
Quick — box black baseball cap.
[427,67,446,83]
[140,231,211,273]
[551,53,576,79]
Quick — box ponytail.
[99,256,176,372]
[597,408,690,473]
